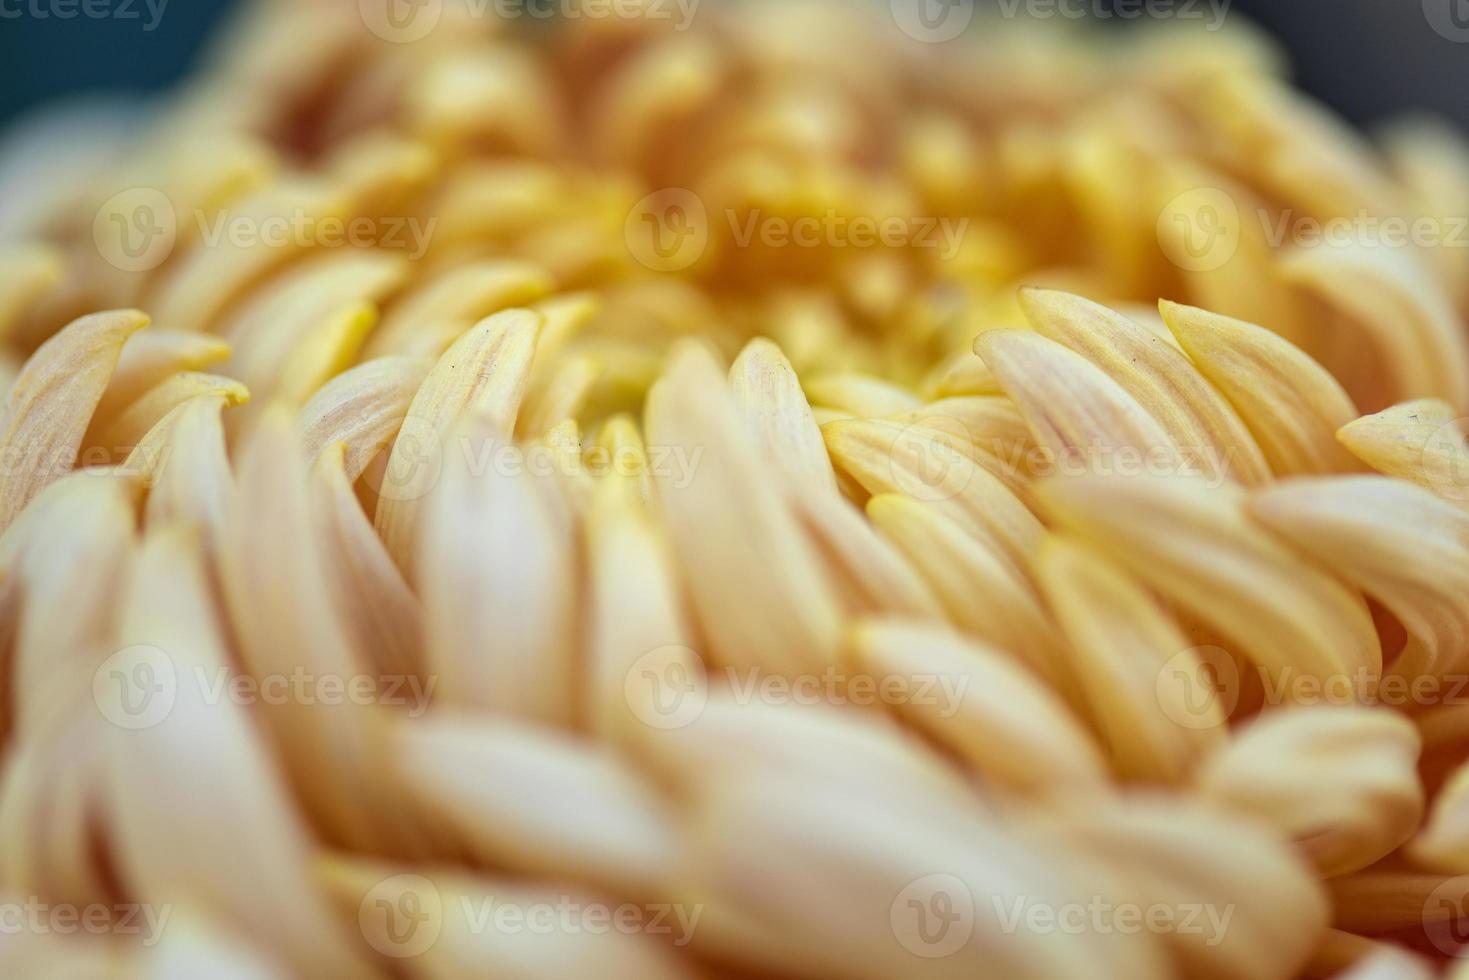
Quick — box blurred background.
[0,0,1462,133]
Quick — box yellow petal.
[1194,706,1423,877]
[297,355,431,484]
[822,416,1044,577]
[645,344,842,675]
[393,716,679,897]
[1160,299,1362,476]
[1035,536,1228,783]
[106,524,377,977]
[365,259,553,358]
[975,329,1189,480]
[417,416,574,723]
[729,337,837,493]
[1037,472,1381,701]
[1337,399,1469,506]
[87,371,249,462]
[849,618,1109,800]
[374,308,543,579]
[89,327,231,434]
[0,308,147,531]
[1018,288,1269,485]
[867,493,1072,696]
[1251,476,1469,683]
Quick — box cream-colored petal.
[1035,536,1228,783]
[729,337,836,493]
[296,355,431,483]
[867,494,1072,697]
[1337,399,1469,506]
[393,715,680,898]
[417,415,574,724]
[106,524,380,978]
[1281,242,1469,412]
[1043,797,1329,980]
[1018,288,1269,485]
[1037,472,1381,700]
[1194,707,1423,877]
[366,259,553,358]
[311,443,424,683]
[646,343,842,675]
[849,618,1109,800]
[822,416,1044,578]
[1160,299,1362,476]
[375,308,543,579]
[87,372,249,462]
[89,327,231,434]
[975,329,1190,481]
[0,308,147,531]
[1251,476,1469,682]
